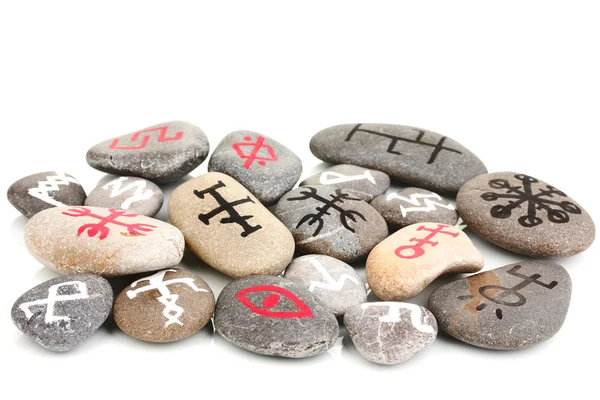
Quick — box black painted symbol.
[193,181,262,237]
[345,123,462,164]
[457,265,558,320]
[286,187,366,236]
[480,174,581,228]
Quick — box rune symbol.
[394,224,459,259]
[62,207,157,240]
[232,135,278,168]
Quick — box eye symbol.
[236,285,313,319]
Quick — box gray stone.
[86,121,209,183]
[300,164,390,201]
[214,275,339,358]
[208,131,302,205]
[7,171,86,218]
[84,176,163,217]
[371,187,458,230]
[274,185,388,262]
[283,255,367,316]
[428,260,571,350]
[310,123,487,193]
[11,274,112,352]
[344,302,437,364]
[456,172,595,257]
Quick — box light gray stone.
[84,176,163,217]
[300,164,389,201]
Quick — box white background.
[1,1,598,399]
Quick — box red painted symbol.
[394,224,459,259]
[232,136,278,168]
[236,285,313,319]
[109,126,184,150]
[62,207,157,240]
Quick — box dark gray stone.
[84,176,163,217]
[300,164,389,201]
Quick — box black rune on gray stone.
[11,274,113,352]
[214,275,339,358]
[7,171,86,218]
[86,121,209,183]
[84,176,164,217]
[309,123,487,194]
[428,260,571,350]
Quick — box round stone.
[84,176,163,217]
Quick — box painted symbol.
[109,126,184,150]
[232,135,278,169]
[286,187,366,236]
[481,174,581,228]
[361,303,434,334]
[62,207,157,240]
[457,265,558,320]
[127,269,209,327]
[102,177,154,209]
[305,257,361,292]
[28,172,79,207]
[345,123,462,164]
[194,181,262,237]
[19,281,89,324]
[236,285,313,319]
[319,170,376,185]
[394,224,459,259]
[386,192,455,217]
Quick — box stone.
[428,260,572,350]
[371,187,458,230]
[300,164,390,201]
[11,274,112,352]
[208,131,302,205]
[283,255,366,317]
[214,275,339,358]
[7,171,86,218]
[25,206,184,277]
[84,176,163,217]
[344,302,437,364]
[86,121,209,183]
[309,123,487,193]
[366,223,483,301]
[168,172,295,278]
[274,185,388,262]
[114,268,215,343]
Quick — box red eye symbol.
[236,285,313,319]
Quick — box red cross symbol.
[394,224,459,259]
[109,126,184,150]
[231,136,278,168]
[62,207,157,240]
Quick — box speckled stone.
[310,123,487,193]
[456,172,595,257]
[344,302,437,364]
[168,172,295,278]
[86,121,209,183]
[214,275,339,358]
[274,185,388,262]
[208,131,302,206]
[84,176,163,217]
[428,260,571,350]
[366,223,483,301]
[7,171,86,218]
[11,274,112,352]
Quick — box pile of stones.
[7,121,595,364]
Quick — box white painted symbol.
[102,177,154,209]
[319,170,376,185]
[306,257,361,292]
[362,302,434,334]
[19,281,89,324]
[27,172,79,206]
[127,269,208,327]
[386,192,455,217]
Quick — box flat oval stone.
[114,268,215,343]
[371,187,458,230]
[214,275,339,358]
[84,176,163,217]
[344,302,437,364]
[310,123,487,193]
[274,185,388,262]
[283,254,367,316]
[86,121,209,183]
[11,274,112,351]
[428,260,572,350]
[457,172,595,257]
[300,164,390,201]
[25,206,184,276]
[168,172,295,278]
[366,223,483,301]
[208,131,302,205]
[7,171,86,218]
